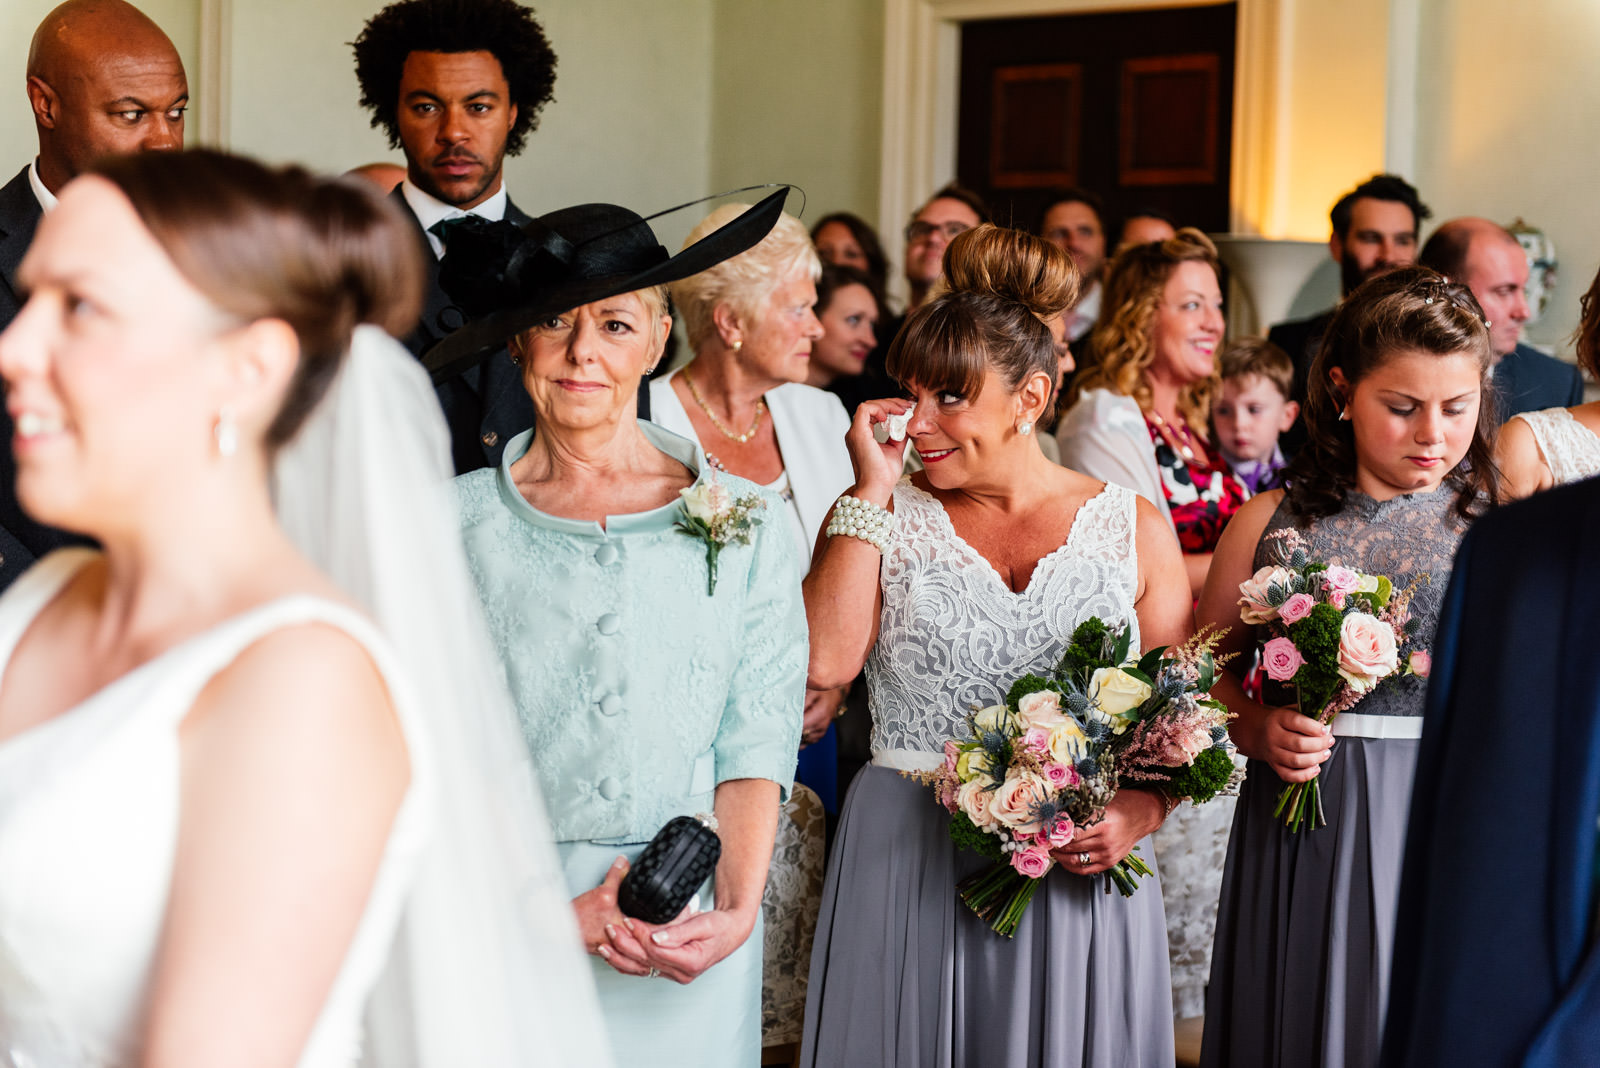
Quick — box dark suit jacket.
[1494,342,1586,424]
[1266,308,1334,460]
[0,165,87,590]
[1382,479,1600,1067]
[392,189,540,474]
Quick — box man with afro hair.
[352,0,558,473]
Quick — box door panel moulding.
[880,0,1285,293]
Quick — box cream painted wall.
[707,0,884,232]
[0,0,202,177]
[1273,0,1391,241]
[1413,0,1600,353]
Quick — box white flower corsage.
[675,474,765,595]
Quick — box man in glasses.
[901,183,990,316]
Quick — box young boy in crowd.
[1212,338,1300,493]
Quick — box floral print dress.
[1145,416,1250,554]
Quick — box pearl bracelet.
[825,494,895,554]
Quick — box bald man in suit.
[0,0,188,588]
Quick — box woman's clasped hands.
[573,856,756,984]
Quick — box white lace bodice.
[867,480,1141,758]
[1512,406,1600,485]
[0,552,430,1068]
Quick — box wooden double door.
[957,3,1237,236]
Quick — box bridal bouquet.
[910,619,1237,937]
[1238,530,1429,832]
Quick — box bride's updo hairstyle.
[90,149,425,451]
[1285,264,1499,522]
[887,224,1074,414]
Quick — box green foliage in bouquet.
[948,810,1006,862]
[1058,617,1132,682]
[1005,673,1058,710]
[1286,602,1344,708]
[1142,746,1236,804]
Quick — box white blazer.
[650,370,855,559]
[1056,387,1174,527]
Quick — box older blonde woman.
[654,205,856,808]
[423,193,807,1068]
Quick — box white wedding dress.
[0,550,430,1068]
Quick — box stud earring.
[1017,420,1033,436]
[731,339,742,352]
[215,405,238,458]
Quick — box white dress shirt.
[27,160,57,214]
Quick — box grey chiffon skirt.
[1200,737,1419,1068]
[800,766,1175,1068]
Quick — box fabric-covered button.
[598,777,622,800]
[599,694,624,717]
[597,613,621,635]
[595,543,619,566]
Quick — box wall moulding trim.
[198,0,233,148]
[879,0,1286,292]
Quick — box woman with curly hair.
[1056,229,1247,598]
[1195,267,1499,1068]
[1496,260,1600,496]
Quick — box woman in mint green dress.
[429,193,807,1066]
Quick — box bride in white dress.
[1497,266,1600,498]
[0,151,607,1066]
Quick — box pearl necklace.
[685,370,767,444]
[1145,409,1196,462]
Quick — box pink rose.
[1279,592,1316,624]
[1158,725,1212,767]
[1010,845,1053,879]
[988,771,1051,834]
[1016,689,1067,731]
[957,780,999,830]
[1022,727,1052,754]
[1337,612,1399,690]
[1238,565,1294,625]
[1261,636,1306,682]
[1408,650,1432,678]
[1045,814,1076,848]
[1041,761,1073,788]
[943,740,960,774]
[1323,565,1361,595]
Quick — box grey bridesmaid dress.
[800,480,1175,1067]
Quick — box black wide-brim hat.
[421,188,789,383]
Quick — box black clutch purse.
[618,815,722,925]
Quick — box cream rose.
[987,771,1050,834]
[1337,612,1399,690]
[1089,667,1152,733]
[1016,689,1067,731]
[1238,565,1293,625]
[1047,719,1088,765]
[956,779,999,830]
[955,747,992,783]
[679,480,732,523]
[972,704,1012,734]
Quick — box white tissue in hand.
[885,410,911,442]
